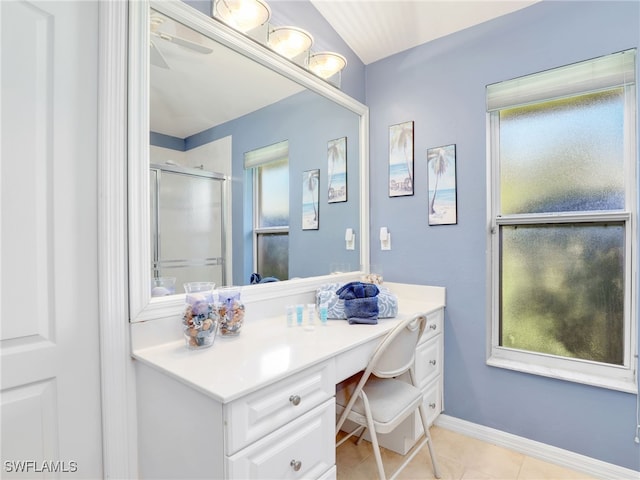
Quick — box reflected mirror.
[141,1,367,299]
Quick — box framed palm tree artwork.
[427,144,457,225]
[389,121,414,197]
[302,169,320,230]
[327,137,347,203]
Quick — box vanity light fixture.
[267,26,314,61]
[213,0,271,33]
[211,0,347,88]
[307,51,347,80]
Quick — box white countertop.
[132,297,443,403]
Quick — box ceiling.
[150,10,305,138]
[150,1,542,138]
[310,0,541,65]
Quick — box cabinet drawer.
[227,399,335,480]
[225,360,335,454]
[317,465,337,480]
[421,378,442,427]
[420,309,443,344]
[414,336,442,389]
[409,377,443,442]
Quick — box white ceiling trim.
[309,0,541,65]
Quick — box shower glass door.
[150,165,226,294]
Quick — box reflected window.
[487,50,636,390]
[245,141,289,280]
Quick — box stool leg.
[362,396,386,480]
[367,419,386,480]
[356,426,367,445]
[418,404,441,479]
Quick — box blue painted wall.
[150,131,185,151]
[365,1,639,471]
[186,90,361,285]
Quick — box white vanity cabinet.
[135,358,336,480]
[226,398,335,479]
[415,308,445,429]
[224,361,336,479]
[132,282,445,479]
[393,308,444,452]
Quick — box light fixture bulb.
[267,26,313,59]
[213,0,271,33]
[307,52,347,79]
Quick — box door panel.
[1,381,59,467]
[1,1,103,477]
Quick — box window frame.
[251,156,289,277]
[486,53,638,393]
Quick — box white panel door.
[1,1,103,478]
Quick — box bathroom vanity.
[132,281,445,479]
[124,2,443,479]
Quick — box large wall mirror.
[128,0,369,322]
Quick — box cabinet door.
[414,335,442,389]
[225,360,335,454]
[416,377,443,433]
[227,399,335,480]
[420,309,443,344]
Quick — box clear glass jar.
[151,276,176,297]
[182,282,217,349]
[215,286,245,337]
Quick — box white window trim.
[486,54,638,393]
[250,156,289,275]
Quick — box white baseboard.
[434,415,639,480]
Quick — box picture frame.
[302,169,320,230]
[327,137,347,203]
[388,121,414,197]
[427,144,457,225]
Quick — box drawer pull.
[289,395,301,406]
[429,402,437,409]
[290,459,302,471]
[429,359,437,366]
[429,324,437,330]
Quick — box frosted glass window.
[488,50,636,390]
[500,223,624,365]
[250,143,289,280]
[257,233,289,280]
[499,90,625,215]
[257,158,289,228]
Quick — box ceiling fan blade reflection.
[155,32,213,55]
[150,40,169,69]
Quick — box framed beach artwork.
[327,137,347,203]
[302,169,320,230]
[388,121,414,197]
[427,144,457,225]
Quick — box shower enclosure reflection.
[148,4,362,289]
[150,163,226,294]
[129,0,369,320]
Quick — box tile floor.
[336,426,597,480]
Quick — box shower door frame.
[150,163,228,288]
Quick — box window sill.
[487,354,638,394]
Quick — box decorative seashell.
[192,300,210,316]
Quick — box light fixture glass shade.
[213,0,271,33]
[307,52,347,79]
[267,26,313,59]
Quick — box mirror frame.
[128,0,370,323]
